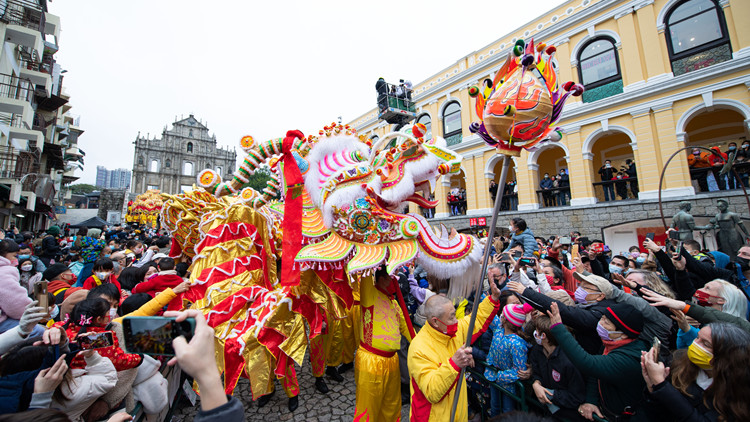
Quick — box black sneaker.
[287,396,298,412]
[314,376,329,394]
[257,390,275,408]
[338,362,354,374]
[326,366,344,382]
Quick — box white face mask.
[533,330,543,345]
[509,225,514,232]
[21,264,33,272]
[109,308,117,319]
[50,305,60,319]
[96,272,110,280]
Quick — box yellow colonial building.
[348,0,750,251]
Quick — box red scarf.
[601,337,635,355]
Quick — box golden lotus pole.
[449,150,514,422]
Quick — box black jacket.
[598,166,614,181]
[528,344,586,410]
[520,287,616,354]
[40,235,60,260]
[641,380,719,422]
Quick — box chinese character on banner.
[478,217,487,226]
[469,218,477,226]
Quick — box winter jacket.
[40,235,60,261]
[520,287,616,354]
[608,287,672,357]
[194,396,244,422]
[506,228,538,257]
[50,352,118,422]
[551,324,648,418]
[686,302,750,332]
[528,344,586,411]
[82,274,121,291]
[642,379,719,422]
[408,296,500,422]
[0,326,26,355]
[540,177,554,190]
[0,256,32,325]
[132,271,184,311]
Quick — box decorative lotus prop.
[468,38,583,156]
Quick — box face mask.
[109,308,117,320]
[509,225,514,232]
[729,146,736,151]
[636,257,645,265]
[605,163,611,168]
[609,265,623,275]
[596,322,623,341]
[574,286,590,304]
[17,254,30,260]
[544,175,549,179]
[533,330,543,345]
[436,318,458,338]
[736,256,750,271]
[104,254,111,258]
[693,289,721,307]
[744,144,749,149]
[21,264,33,272]
[687,340,713,370]
[96,272,110,280]
[50,305,60,320]
[64,274,77,285]
[693,151,700,155]
[630,252,639,259]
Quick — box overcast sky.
[50,0,565,186]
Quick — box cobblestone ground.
[170,365,411,421]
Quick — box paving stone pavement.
[169,364,412,421]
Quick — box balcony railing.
[536,187,571,208]
[0,73,34,102]
[592,177,639,202]
[0,0,45,32]
[0,113,25,128]
[690,162,750,192]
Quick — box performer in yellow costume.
[355,266,414,422]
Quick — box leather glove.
[18,300,47,337]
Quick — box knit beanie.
[47,225,60,236]
[502,303,533,327]
[43,263,69,281]
[604,303,643,339]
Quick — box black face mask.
[736,256,750,271]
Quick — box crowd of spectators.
[394,217,750,421]
[0,224,236,422]
[689,142,750,192]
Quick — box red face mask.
[437,319,458,338]
[693,289,721,307]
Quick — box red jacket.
[132,272,184,310]
[63,324,142,371]
[82,274,121,291]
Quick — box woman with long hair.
[641,322,750,421]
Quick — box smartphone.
[512,250,523,258]
[559,236,572,245]
[676,241,683,255]
[519,257,536,267]
[571,244,580,259]
[78,331,114,350]
[500,253,512,261]
[122,316,196,356]
[591,243,604,254]
[668,230,680,240]
[652,336,661,362]
[646,233,655,241]
[34,281,48,313]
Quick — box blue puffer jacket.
[505,228,538,257]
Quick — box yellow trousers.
[354,346,401,422]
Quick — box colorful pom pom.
[468,86,480,97]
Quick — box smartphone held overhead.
[122,316,196,356]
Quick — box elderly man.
[408,269,501,421]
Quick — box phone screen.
[653,336,661,362]
[646,233,655,241]
[571,244,580,259]
[34,281,48,313]
[78,331,114,350]
[123,317,195,356]
[559,237,571,245]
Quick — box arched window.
[183,162,193,176]
[442,102,462,145]
[416,114,432,139]
[187,142,193,153]
[665,0,730,75]
[149,160,159,172]
[137,156,144,165]
[206,163,212,170]
[216,166,222,175]
[578,37,621,89]
[165,159,171,168]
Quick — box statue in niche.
[709,199,750,259]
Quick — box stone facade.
[131,115,236,195]
[97,189,127,221]
[432,190,750,240]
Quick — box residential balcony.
[43,12,60,41]
[1,0,45,59]
[0,112,43,151]
[0,74,34,118]
[17,57,52,94]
